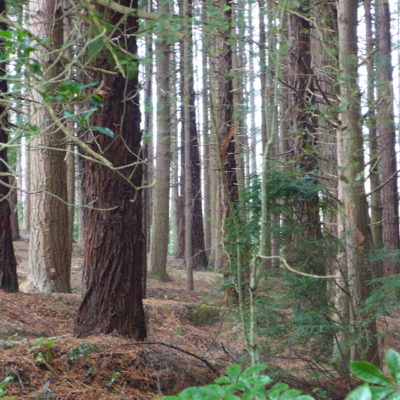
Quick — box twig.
[126,341,218,374]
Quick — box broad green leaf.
[246,375,272,386]
[295,396,316,400]
[226,365,241,381]
[387,392,400,400]
[241,364,268,378]
[214,376,231,384]
[386,349,400,384]
[90,126,115,138]
[268,382,289,400]
[370,386,395,400]
[350,361,393,386]
[345,385,372,400]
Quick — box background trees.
[1,0,400,372]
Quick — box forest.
[1,0,400,398]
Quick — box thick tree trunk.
[375,0,400,276]
[337,0,380,365]
[149,0,171,281]
[0,0,18,292]
[74,0,146,339]
[28,0,71,293]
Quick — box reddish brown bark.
[74,0,146,339]
[0,0,18,293]
[375,0,400,275]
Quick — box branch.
[93,0,162,20]
[126,341,218,374]
[258,255,337,279]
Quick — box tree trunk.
[149,0,172,281]
[0,0,18,292]
[179,0,208,269]
[337,0,380,365]
[365,0,383,251]
[74,0,146,339]
[375,0,400,276]
[202,2,211,260]
[28,0,71,293]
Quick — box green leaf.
[280,389,302,399]
[370,386,395,400]
[345,385,372,400]
[90,126,115,138]
[214,376,231,384]
[295,396,316,400]
[386,349,400,384]
[387,392,400,400]
[350,361,393,386]
[226,365,241,381]
[241,364,268,378]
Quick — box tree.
[0,0,18,293]
[179,0,208,270]
[74,0,146,339]
[149,0,172,282]
[28,0,71,293]
[375,0,400,276]
[337,0,380,365]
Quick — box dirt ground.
[0,239,241,399]
[2,238,400,399]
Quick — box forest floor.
[0,237,242,399]
[1,238,399,399]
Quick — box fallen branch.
[126,341,218,374]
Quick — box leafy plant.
[160,364,314,400]
[67,342,100,362]
[346,349,400,400]
[0,376,13,400]
[106,372,121,389]
[28,337,57,362]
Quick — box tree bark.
[0,0,18,292]
[74,0,146,339]
[365,0,383,251]
[28,0,71,293]
[375,0,400,276]
[149,0,172,281]
[337,0,380,365]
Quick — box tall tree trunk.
[74,0,146,339]
[28,0,71,293]
[179,0,208,269]
[375,0,400,276]
[149,0,172,281]
[365,0,383,251]
[337,0,380,365]
[286,0,322,266]
[0,0,18,292]
[202,2,211,259]
[209,0,238,293]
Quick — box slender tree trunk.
[28,0,71,293]
[365,0,383,251]
[375,0,400,276]
[74,0,146,339]
[183,0,193,289]
[202,2,211,259]
[179,0,208,269]
[149,0,172,281]
[0,0,18,292]
[337,0,380,365]
[9,177,20,241]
